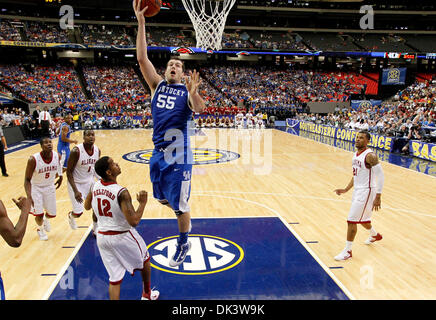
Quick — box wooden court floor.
[1,128,435,300]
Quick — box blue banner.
[381,68,406,85]
[299,121,394,152]
[351,100,382,110]
[286,119,301,129]
[0,95,13,104]
[409,141,436,162]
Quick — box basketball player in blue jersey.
[57,115,78,173]
[134,0,206,267]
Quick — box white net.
[181,0,237,51]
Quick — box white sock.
[370,227,377,237]
[345,241,353,251]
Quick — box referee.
[38,106,51,137]
[0,124,8,177]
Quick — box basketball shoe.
[141,288,160,300]
[68,212,77,230]
[169,241,191,267]
[364,233,383,245]
[37,228,48,241]
[334,250,352,261]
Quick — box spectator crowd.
[1,60,435,152]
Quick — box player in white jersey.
[246,111,254,128]
[235,112,244,129]
[333,131,384,261]
[66,130,100,232]
[255,112,265,129]
[247,117,254,129]
[24,137,63,241]
[84,156,159,300]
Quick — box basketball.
[140,0,162,17]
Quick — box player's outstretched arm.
[186,70,206,113]
[334,177,354,195]
[119,189,148,227]
[84,190,93,211]
[66,147,82,201]
[133,0,162,93]
[0,197,31,247]
[24,156,36,207]
[61,125,77,144]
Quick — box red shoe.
[141,289,160,300]
[365,233,382,245]
[334,250,352,261]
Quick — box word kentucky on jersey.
[156,84,187,97]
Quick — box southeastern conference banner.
[381,68,406,85]
[299,121,394,152]
[409,141,436,162]
[351,100,382,110]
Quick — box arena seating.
[0,64,86,103]
[0,20,22,41]
[82,65,149,108]
[25,21,69,43]
[1,60,434,144]
[80,24,133,46]
[2,17,436,55]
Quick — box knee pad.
[174,210,185,216]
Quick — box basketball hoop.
[181,0,236,51]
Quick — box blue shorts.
[0,272,5,300]
[149,148,192,215]
[57,145,70,168]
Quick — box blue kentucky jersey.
[58,122,71,150]
[151,80,192,150]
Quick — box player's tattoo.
[365,153,379,168]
